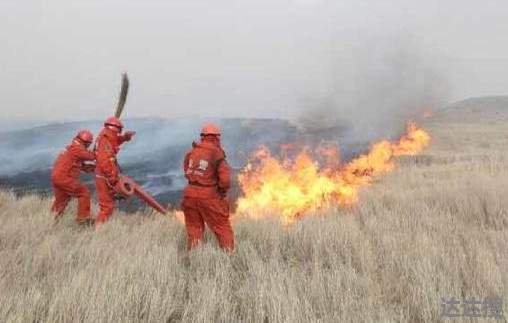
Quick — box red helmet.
[76,130,93,144]
[200,123,221,136]
[104,116,124,130]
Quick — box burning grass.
[0,111,507,322]
[237,122,431,220]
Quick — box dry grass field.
[0,106,507,322]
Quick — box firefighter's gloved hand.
[218,187,228,199]
[109,177,119,187]
[112,179,126,200]
[81,163,96,173]
[123,130,136,142]
[114,194,127,201]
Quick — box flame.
[422,108,434,119]
[236,122,430,220]
[172,210,186,224]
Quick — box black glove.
[114,194,127,201]
[123,130,136,142]
[218,187,227,198]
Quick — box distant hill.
[446,96,508,112]
[0,119,53,133]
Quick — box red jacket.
[52,139,95,183]
[94,128,129,184]
[183,138,231,199]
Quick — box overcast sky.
[1,0,508,122]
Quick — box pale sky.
[1,0,508,121]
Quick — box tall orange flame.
[236,122,430,220]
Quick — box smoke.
[296,31,450,145]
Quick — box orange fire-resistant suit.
[51,139,95,222]
[182,137,234,251]
[94,127,133,224]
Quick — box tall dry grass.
[0,109,507,322]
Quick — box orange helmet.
[104,116,124,130]
[76,129,93,145]
[200,123,221,136]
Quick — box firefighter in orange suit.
[51,130,96,224]
[181,123,234,252]
[94,116,135,226]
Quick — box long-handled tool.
[109,74,167,215]
[115,73,129,118]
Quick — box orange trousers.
[95,177,116,225]
[51,179,91,222]
[182,197,234,252]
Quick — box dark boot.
[77,218,95,227]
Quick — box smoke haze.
[1,0,508,125]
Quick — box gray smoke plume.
[296,31,450,146]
